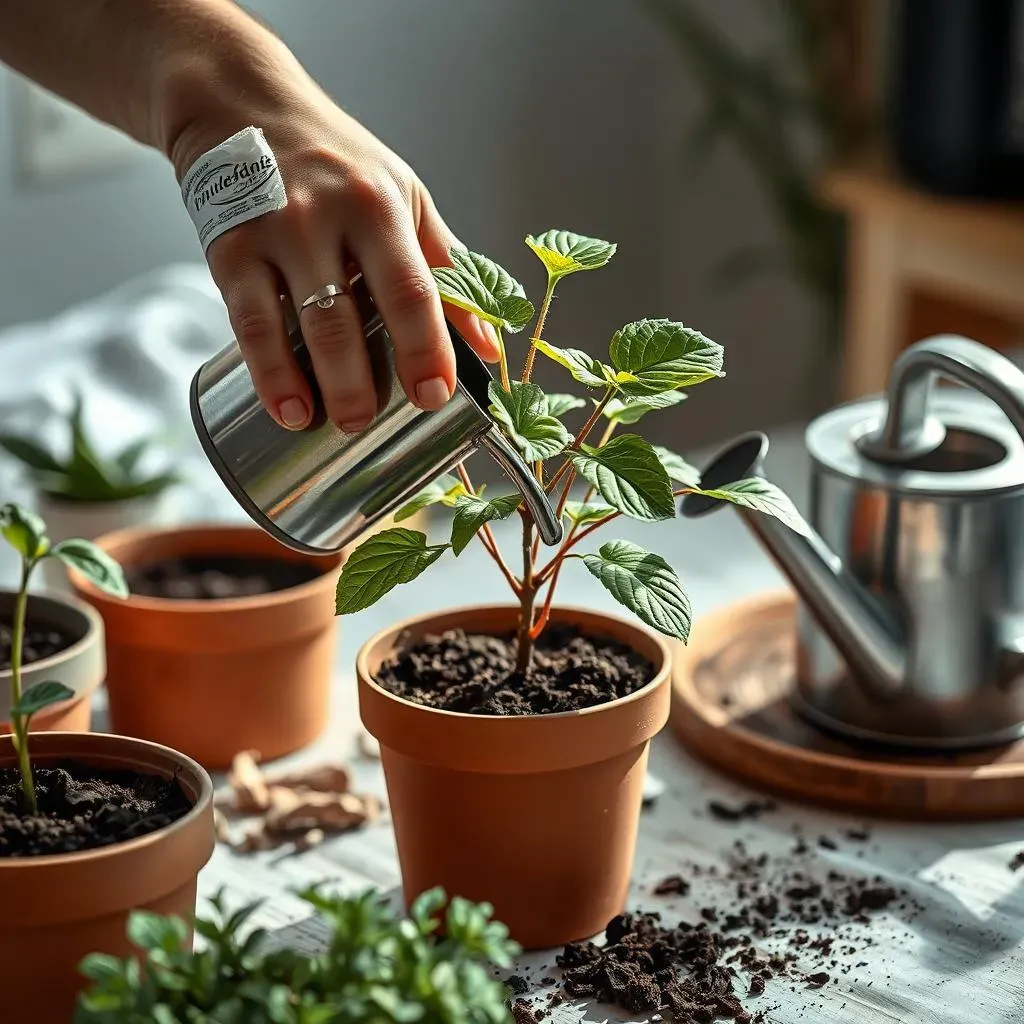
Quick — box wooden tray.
[670,592,1024,820]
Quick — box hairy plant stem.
[521,278,557,382]
[545,388,616,494]
[456,464,521,595]
[10,560,37,814]
[515,515,536,673]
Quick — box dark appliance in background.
[890,0,1024,198]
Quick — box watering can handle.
[856,334,1024,464]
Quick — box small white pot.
[34,491,170,592]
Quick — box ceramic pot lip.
[0,731,213,869]
[67,521,343,614]
[357,602,671,724]
[0,588,103,682]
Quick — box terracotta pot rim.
[356,602,672,723]
[0,589,103,683]
[68,522,342,613]
[0,731,213,869]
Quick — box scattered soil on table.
[124,555,320,600]
[1009,850,1024,872]
[0,620,74,672]
[707,799,775,823]
[375,626,653,716]
[0,762,191,857]
[508,827,918,1022]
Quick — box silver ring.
[300,283,348,311]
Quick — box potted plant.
[0,502,215,1024]
[341,230,807,949]
[0,391,179,589]
[75,885,518,1022]
[68,523,345,770]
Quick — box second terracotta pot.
[357,605,671,950]
[69,524,343,770]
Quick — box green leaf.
[582,540,692,641]
[653,445,701,487]
[692,477,811,536]
[602,390,687,425]
[609,319,725,395]
[77,952,124,984]
[533,340,617,389]
[0,502,49,560]
[113,437,151,476]
[524,230,616,279]
[544,393,586,418]
[450,493,523,556]
[563,501,616,527]
[10,681,74,721]
[126,911,184,952]
[51,538,129,598]
[488,381,569,462]
[335,529,448,613]
[394,474,466,522]
[0,434,63,473]
[431,248,535,332]
[567,434,675,522]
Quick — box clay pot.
[68,524,343,770]
[0,731,214,1024]
[357,605,671,950]
[0,590,105,735]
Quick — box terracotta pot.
[0,731,214,1024]
[68,524,343,770]
[357,605,671,950]
[0,590,105,735]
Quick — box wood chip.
[264,764,350,794]
[227,750,270,813]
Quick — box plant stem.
[521,278,557,382]
[545,388,616,494]
[10,560,38,814]
[495,326,511,391]
[514,515,536,673]
[456,464,521,595]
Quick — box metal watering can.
[189,275,562,555]
[683,335,1024,750]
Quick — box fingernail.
[340,419,372,434]
[416,377,451,411]
[279,397,309,428]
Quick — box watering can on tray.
[683,335,1024,750]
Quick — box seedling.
[76,885,520,1023]
[335,231,808,670]
[0,391,178,503]
[0,502,128,813]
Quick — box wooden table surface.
[102,427,1024,1023]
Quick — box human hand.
[166,62,499,433]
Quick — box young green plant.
[76,885,520,1023]
[0,391,179,503]
[0,502,128,813]
[335,230,808,672]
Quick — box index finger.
[350,212,456,412]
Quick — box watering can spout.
[680,432,906,698]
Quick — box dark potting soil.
[0,621,73,672]
[1009,850,1024,872]
[124,555,320,600]
[0,762,191,857]
[375,626,653,715]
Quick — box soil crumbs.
[0,762,191,857]
[376,626,653,715]
[125,555,320,600]
[510,834,915,1023]
[0,621,72,672]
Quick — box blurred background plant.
[645,0,876,366]
[0,391,177,503]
